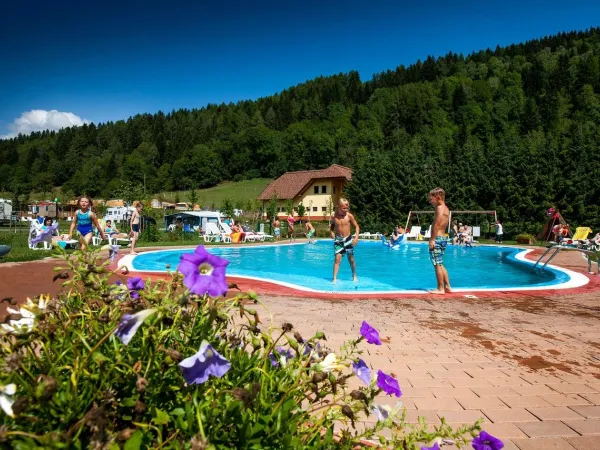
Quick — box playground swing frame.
[405,210,498,234]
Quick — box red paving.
[2,244,600,448]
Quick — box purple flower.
[269,346,294,367]
[30,224,58,245]
[127,277,145,291]
[178,246,229,297]
[376,370,402,397]
[114,308,157,345]
[421,443,440,450]
[179,341,231,385]
[472,431,504,450]
[360,321,382,345]
[352,359,371,385]
[109,245,119,262]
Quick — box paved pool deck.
[1,245,599,449]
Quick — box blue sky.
[0,0,598,137]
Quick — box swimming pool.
[128,241,588,294]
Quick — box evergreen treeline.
[1,28,599,233]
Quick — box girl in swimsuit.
[68,197,105,251]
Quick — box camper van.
[0,199,12,224]
[103,206,136,223]
[164,211,223,232]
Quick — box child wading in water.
[129,202,143,255]
[68,197,106,251]
[330,198,360,284]
[428,188,452,294]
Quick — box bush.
[0,246,495,449]
[515,233,536,241]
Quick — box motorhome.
[103,206,136,223]
[0,199,12,224]
[164,211,223,232]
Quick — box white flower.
[371,401,403,422]
[1,297,48,334]
[313,353,346,373]
[0,384,16,417]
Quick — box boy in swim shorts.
[330,198,360,284]
[428,187,452,294]
[305,220,316,244]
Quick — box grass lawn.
[156,178,273,206]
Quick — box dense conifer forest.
[1,28,599,232]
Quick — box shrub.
[0,246,495,449]
[515,233,536,241]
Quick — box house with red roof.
[257,164,352,220]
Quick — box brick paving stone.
[562,419,600,435]
[497,440,521,450]
[449,378,494,388]
[500,396,552,408]
[429,387,477,398]
[512,437,578,449]
[488,377,533,387]
[472,386,520,397]
[413,398,464,411]
[456,396,508,410]
[517,421,579,438]
[428,369,471,379]
[404,409,440,424]
[401,387,435,398]
[480,422,528,439]
[578,393,600,405]
[564,436,600,450]
[540,394,594,407]
[465,368,510,378]
[435,409,484,423]
[547,384,599,394]
[526,407,585,421]
[441,362,482,370]
[568,405,600,419]
[483,408,540,423]
[512,385,557,396]
[407,378,453,388]
[406,362,446,371]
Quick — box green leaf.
[91,351,108,365]
[121,397,137,407]
[170,407,185,416]
[152,407,169,425]
[123,430,144,450]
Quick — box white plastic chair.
[406,226,421,240]
[423,226,432,239]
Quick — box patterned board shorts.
[307,230,315,239]
[334,235,354,256]
[429,236,448,266]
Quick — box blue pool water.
[130,241,573,293]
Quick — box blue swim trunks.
[274,227,280,237]
[429,236,448,266]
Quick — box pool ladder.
[533,244,600,275]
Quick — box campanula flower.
[1,297,48,334]
[472,431,504,450]
[30,224,58,245]
[178,246,229,297]
[360,321,382,345]
[179,341,231,385]
[114,308,157,345]
[376,370,402,397]
[269,346,294,367]
[372,401,403,422]
[126,277,145,299]
[421,443,440,450]
[352,358,371,385]
[313,353,346,373]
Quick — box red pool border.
[117,247,599,300]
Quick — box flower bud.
[134,400,146,414]
[312,372,327,384]
[293,331,304,344]
[350,390,367,401]
[282,322,293,332]
[117,428,136,441]
[341,405,356,428]
[136,377,148,393]
[314,331,327,340]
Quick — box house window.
[314,186,319,194]
[312,207,317,212]
[321,185,327,194]
[333,186,336,194]
[322,207,327,212]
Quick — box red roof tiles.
[258,164,352,200]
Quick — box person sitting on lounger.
[42,217,61,244]
[104,220,129,239]
[230,223,246,243]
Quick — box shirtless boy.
[428,188,452,294]
[330,198,360,283]
[305,220,316,244]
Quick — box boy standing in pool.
[330,198,360,284]
[428,187,452,294]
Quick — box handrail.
[534,245,600,275]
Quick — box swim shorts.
[274,227,280,237]
[429,236,448,266]
[307,230,315,239]
[132,224,140,233]
[334,235,354,256]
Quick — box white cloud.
[1,109,89,139]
